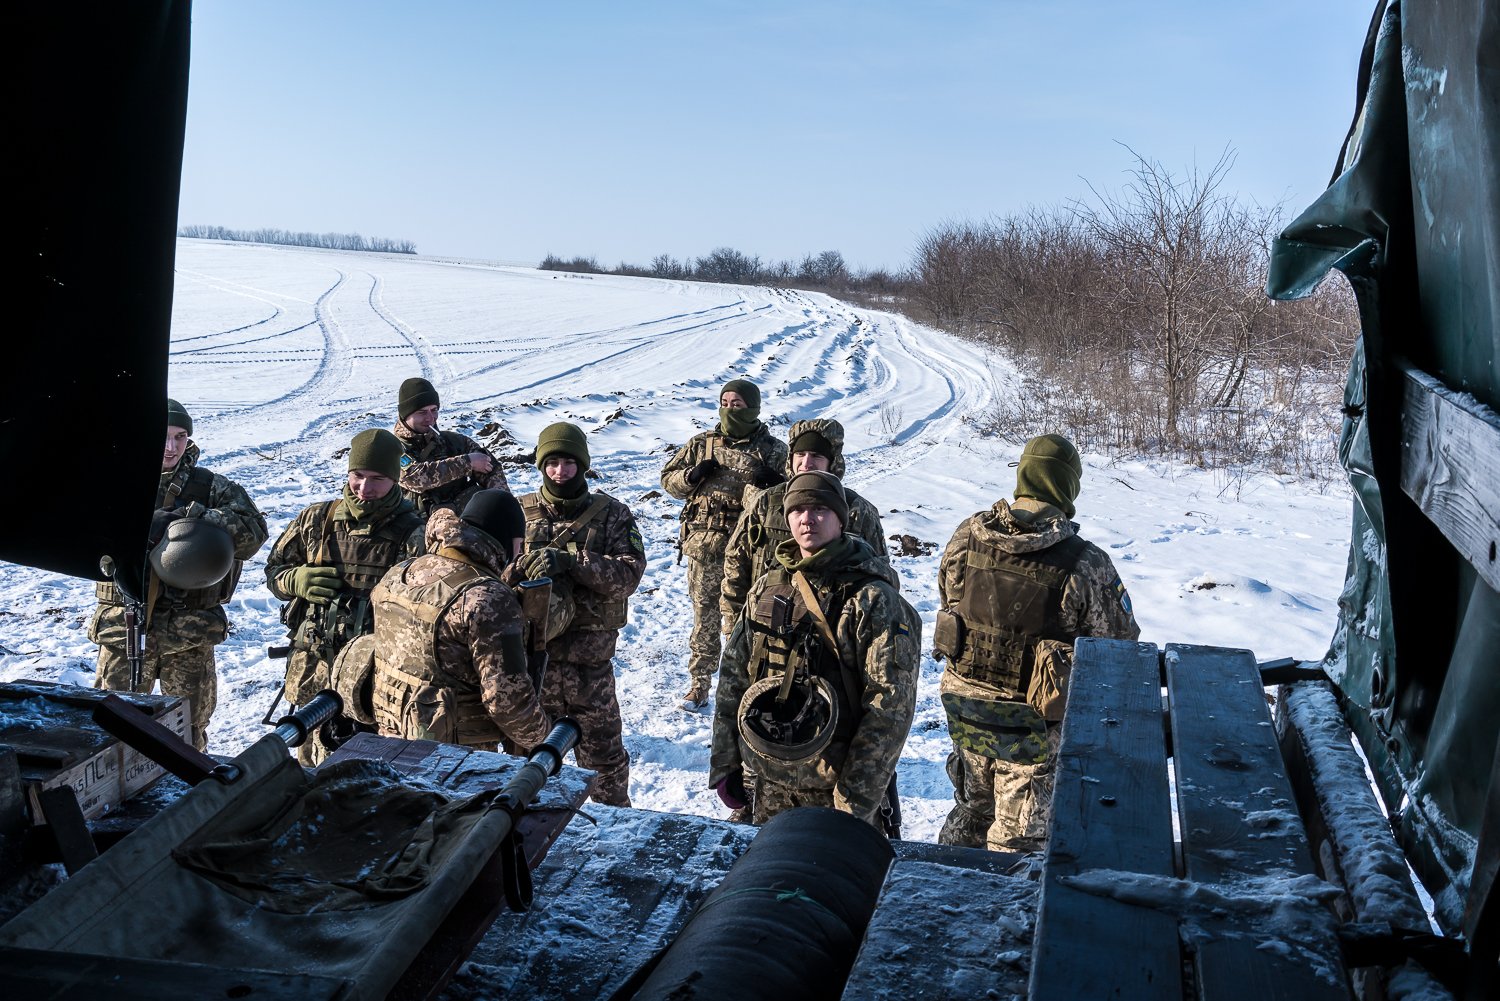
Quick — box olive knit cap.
[347,428,404,481]
[720,378,761,410]
[790,430,834,459]
[166,398,193,435]
[783,470,848,527]
[398,377,440,421]
[1014,433,1083,518]
[535,421,591,471]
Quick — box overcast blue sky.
[179,1,1376,272]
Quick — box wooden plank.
[1399,364,1500,591]
[35,786,98,875]
[1030,638,1181,1001]
[1167,645,1347,1001]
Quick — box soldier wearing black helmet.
[90,399,268,750]
[710,470,921,830]
[265,429,426,764]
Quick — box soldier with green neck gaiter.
[661,378,789,710]
[502,422,647,806]
[265,428,426,764]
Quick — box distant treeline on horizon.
[179,225,417,255]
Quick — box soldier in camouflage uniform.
[393,376,509,519]
[721,418,889,627]
[934,434,1139,853]
[503,422,646,807]
[265,429,426,764]
[661,379,788,709]
[91,399,269,750]
[710,471,921,831]
[369,491,551,752]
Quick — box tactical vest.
[743,570,860,747]
[284,500,425,661]
[405,430,479,516]
[681,433,764,535]
[942,533,1088,692]
[369,558,508,747]
[519,492,627,631]
[94,465,238,609]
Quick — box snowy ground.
[0,239,1353,842]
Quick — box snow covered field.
[0,239,1353,841]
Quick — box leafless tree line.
[905,150,1358,478]
[540,247,902,295]
[180,225,417,255]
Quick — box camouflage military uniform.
[91,443,268,750]
[935,497,1139,852]
[502,489,646,806]
[393,422,509,519]
[369,508,551,751]
[721,419,888,628]
[661,424,787,691]
[265,489,425,763]
[710,535,921,829]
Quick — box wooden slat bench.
[1031,639,1349,1000]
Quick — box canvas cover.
[1268,0,1499,931]
[0,736,549,1000]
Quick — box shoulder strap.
[180,466,215,506]
[550,494,611,551]
[313,499,340,565]
[793,571,863,713]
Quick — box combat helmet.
[737,671,840,763]
[150,517,234,590]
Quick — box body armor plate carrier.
[940,534,1088,692]
[370,559,506,747]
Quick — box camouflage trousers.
[748,775,885,833]
[96,642,217,752]
[283,649,335,767]
[540,657,630,807]
[938,725,1062,853]
[686,554,726,688]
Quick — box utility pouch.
[1025,639,1073,722]
[407,684,457,743]
[933,609,965,662]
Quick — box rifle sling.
[792,570,862,714]
[549,494,610,552]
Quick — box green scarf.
[341,483,405,525]
[774,533,853,573]
[719,406,762,441]
[540,480,589,512]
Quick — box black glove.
[147,508,179,546]
[685,458,721,485]
[752,467,785,489]
[522,548,575,581]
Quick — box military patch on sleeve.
[1112,577,1133,615]
[629,525,645,554]
[895,622,911,637]
[399,454,413,468]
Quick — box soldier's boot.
[680,681,710,712]
[727,805,752,824]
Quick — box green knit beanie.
[720,379,761,410]
[398,377,440,421]
[348,428,404,481]
[535,421,591,471]
[783,470,849,527]
[166,398,193,435]
[1014,434,1083,518]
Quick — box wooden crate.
[0,681,189,824]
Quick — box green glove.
[523,548,575,581]
[285,565,343,605]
